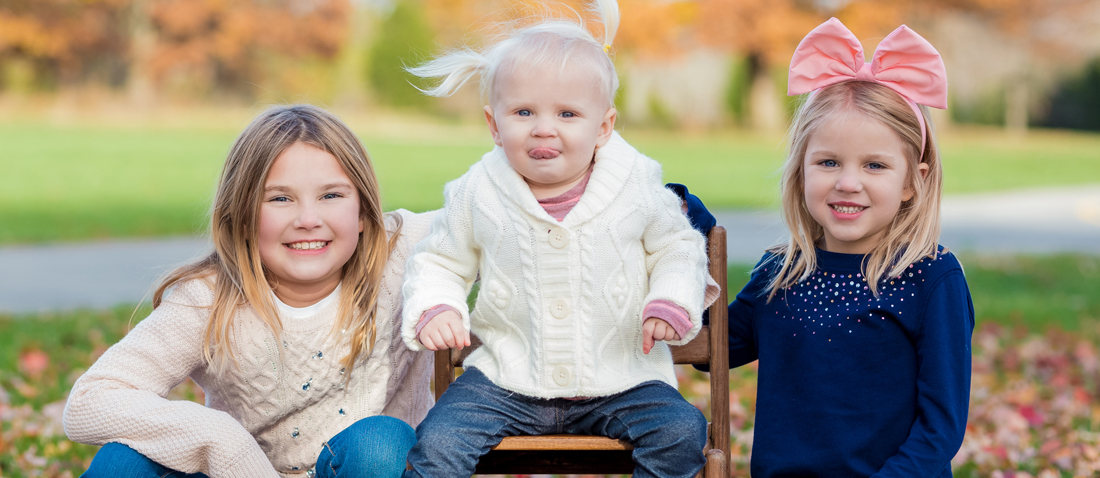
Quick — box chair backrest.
[433,226,730,459]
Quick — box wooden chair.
[433,226,730,477]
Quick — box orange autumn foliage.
[0,0,349,92]
[145,0,350,88]
[0,0,131,81]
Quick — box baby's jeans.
[403,367,707,478]
[81,415,415,478]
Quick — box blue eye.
[867,162,885,170]
[322,193,341,200]
[821,159,838,168]
[561,111,576,118]
[269,196,289,202]
[517,109,531,116]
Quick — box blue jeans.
[82,415,416,478]
[404,367,707,478]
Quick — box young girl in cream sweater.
[64,105,436,478]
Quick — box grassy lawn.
[1,256,1098,474]
[2,118,1099,244]
[725,254,1100,333]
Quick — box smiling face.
[484,60,616,199]
[802,111,927,254]
[258,142,363,306]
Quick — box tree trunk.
[1005,75,1028,135]
[126,0,155,107]
[749,67,784,132]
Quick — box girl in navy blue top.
[714,19,974,477]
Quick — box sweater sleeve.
[62,280,278,478]
[871,269,974,478]
[694,253,770,373]
[401,174,481,352]
[380,209,436,426]
[639,164,710,346]
[725,255,775,369]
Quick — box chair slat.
[492,435,633,451]
[670,327,710,364]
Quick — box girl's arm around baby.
[63,280,278,478]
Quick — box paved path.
[2,186,1098,315]
[720,185,1100,262]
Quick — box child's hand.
[418,310,471,351]
[642,317,681,354]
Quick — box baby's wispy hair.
[406,0,621,106]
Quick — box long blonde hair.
[153,105,400,377]
[766,81,943,300]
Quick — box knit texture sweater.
[401,132,714,399]
[728,247,974,477]
[63,209,437,478]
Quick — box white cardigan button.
[552,365,572,386]
[548,227,569,248]
[549,299,571,319]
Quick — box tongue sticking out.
[529,148,560,159]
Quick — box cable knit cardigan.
[402,132,711,399]
[63,209,436,478]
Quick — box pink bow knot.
[787,17,948,110]
[854,63,875,83]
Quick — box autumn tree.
[0,0,351,98]
[916,0,1097,132]
[368,0,434,107]
[0,0,132,89]
[141,0,351,97]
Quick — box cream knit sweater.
[402,132,712,399]
[63,209,436,478]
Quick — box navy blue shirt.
[729,248,974,477]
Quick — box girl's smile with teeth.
[830,204,867,215]
[286,240,331,251]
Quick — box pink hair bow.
[788,17,947,109]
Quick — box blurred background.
[1,0,1099,476]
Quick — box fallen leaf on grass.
[19,348,50,378]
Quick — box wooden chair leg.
[703,448,728,478]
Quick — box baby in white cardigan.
[400,1,716,476]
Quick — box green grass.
[0,305,144,473]
[0,124,234,243]
[2,119,1099,244]
[959,254,1100,332]
[725,254,1100,332]
[0,305,144,408]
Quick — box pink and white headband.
[787,18,948,158]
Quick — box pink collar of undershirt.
[536,163,594,221]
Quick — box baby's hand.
[417,310,471,351]
[642,317,681,354]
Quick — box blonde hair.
[153,104,400,377]
[406,0,620,106]
[766,81,943,300]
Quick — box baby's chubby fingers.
[417,310,467,350]
[642,318,682,354]
[419,327,444,351]
[653,320,681,342]
[642,317,656,354]
[437,322,458,349]
[444,319,470,350]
